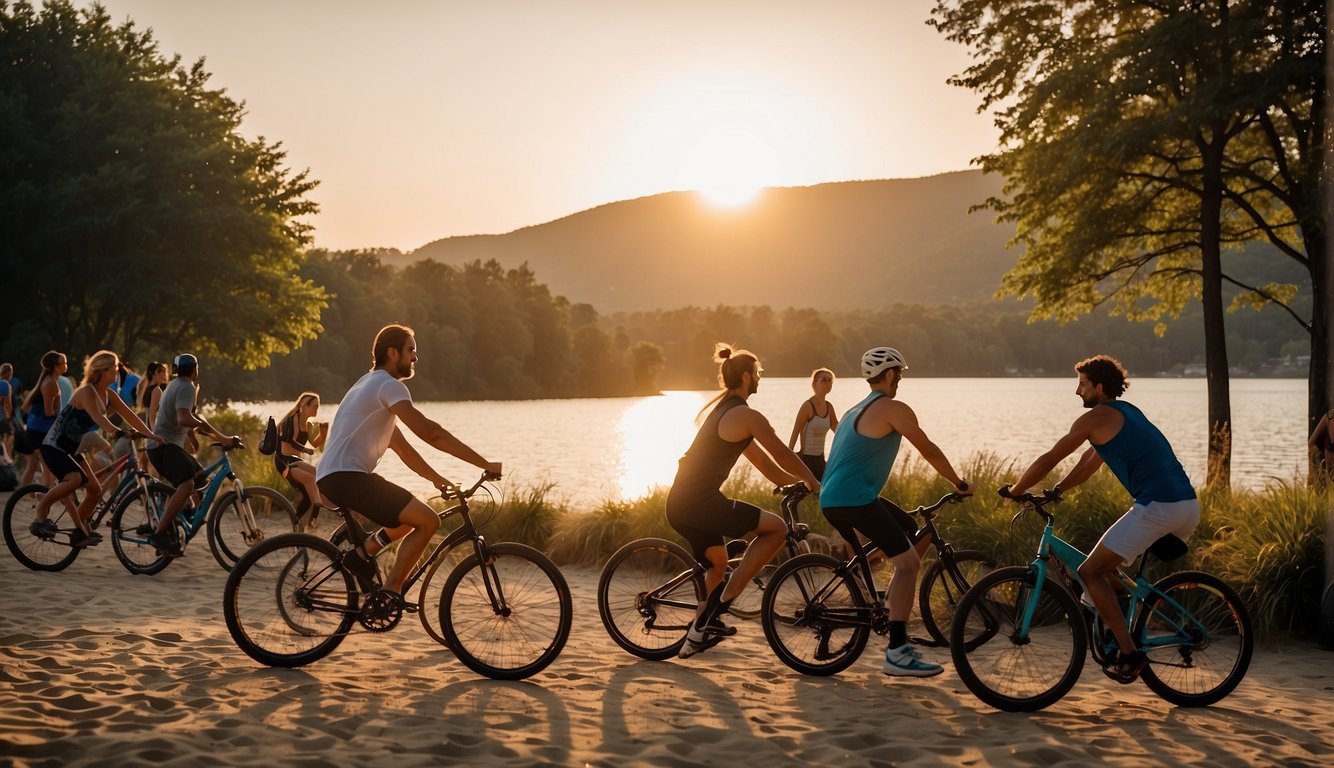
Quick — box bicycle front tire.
[760,552,870,676]
[1135,570,1253,707]
[223,533,356,668]
[597,537,703,660]
[3,484,80,572]
[109,481,177,575]
[950,566,1086,712]
[438,542,572,680]
[919,549,998,647]
[208,486,299,570]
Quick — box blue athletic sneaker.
[882,643,943,677]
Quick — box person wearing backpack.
[270,392,329,529]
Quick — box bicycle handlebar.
[773,482,811,498]
[997,484,1060,525]
[438,469,502,502]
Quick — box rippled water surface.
[235,377,1308,508]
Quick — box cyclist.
[145,353,241,557]
[33,350,163,546]
[1003,354,1198,684]
[315,324,502,604]
[787,367,838,481]
[819,347,972,678]
[274,391,330,529]
[671,343,820,659]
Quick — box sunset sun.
[683,128,775,207]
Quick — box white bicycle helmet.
[861,347,907,378]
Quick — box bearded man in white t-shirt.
[317,324,502,603]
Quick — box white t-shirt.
[316,369,411,478]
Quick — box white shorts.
[1096,498,1200,565]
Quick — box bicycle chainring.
[357,591,403,632]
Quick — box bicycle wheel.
[2,484,79,571]
[223,532,356,668]
[438,542,572,680]
[597,538,703,660]
[919,549,998,647]
[1135,570,1253,707]
[950,566,1086,712]
[417,541,471,648]
[109,481,178,575]
[207,486,299,570]
[761,553,870,676]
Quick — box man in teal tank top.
[1005,354,1199,685]
[820,347,973,678]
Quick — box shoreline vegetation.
[204,406,1328,644]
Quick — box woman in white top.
[788,367,838,480]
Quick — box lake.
[233,377,1308,509]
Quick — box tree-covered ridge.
[199,250,1305,403]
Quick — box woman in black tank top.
[665,343,822,658]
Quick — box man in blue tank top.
[820,347,973,678]
[1005,354,1199,684]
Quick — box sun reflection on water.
[614,391,709,500]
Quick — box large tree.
[930,0,1326,486]
[0,1,326,369]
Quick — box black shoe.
[1103,649,1147,684]
[29,519,58,540]
[70,529,104,548]
[341,548,379,591]
[148,532,183,558]
[705,615,737,637]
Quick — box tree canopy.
[930,0,1327,485]
[0,0,326,368]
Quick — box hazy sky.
[88,0,997,251]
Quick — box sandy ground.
[0,499,1331,767]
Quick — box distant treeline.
[195,250,1306,404]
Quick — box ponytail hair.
[21,350,64,413]
[697,342,760,420]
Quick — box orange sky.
[89,0,997,251]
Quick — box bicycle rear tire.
[438,542,572,680]
[919,549,998,647]
[1135,570,1253,707]
[950,566,1086,712]
[109,481,178,575]
[761,553,870,676]
[3,484,80,571]
[223,533,356,668]
[597,537,703,660]
[208,486,299,570]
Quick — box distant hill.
[408,170,1016,312]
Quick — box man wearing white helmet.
[820,347,973,677]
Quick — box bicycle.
[596,484,815,660]
[948,489,1253,712]
[222,470,573,681]
[758,491,977,675]
[112,439,299,574]
[2,433,172,573]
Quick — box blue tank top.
[820,392,902,508]
[25,381,58,433]
[1092,400,1195,504]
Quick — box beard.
[393,359,415,380]
[1081,396,1098,408]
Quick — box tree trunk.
[1200,139,1232,489]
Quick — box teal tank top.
[1092,400,1196,504]
[820,392,902,508]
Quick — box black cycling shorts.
[665,489,762,566]
[147,444,206,488]
[38,444,87,484]
[317,471,414,528]
[821,498,918,558]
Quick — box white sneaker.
[882,644,943,677]
[677,625,725,659]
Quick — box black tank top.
[670,396,754,503]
